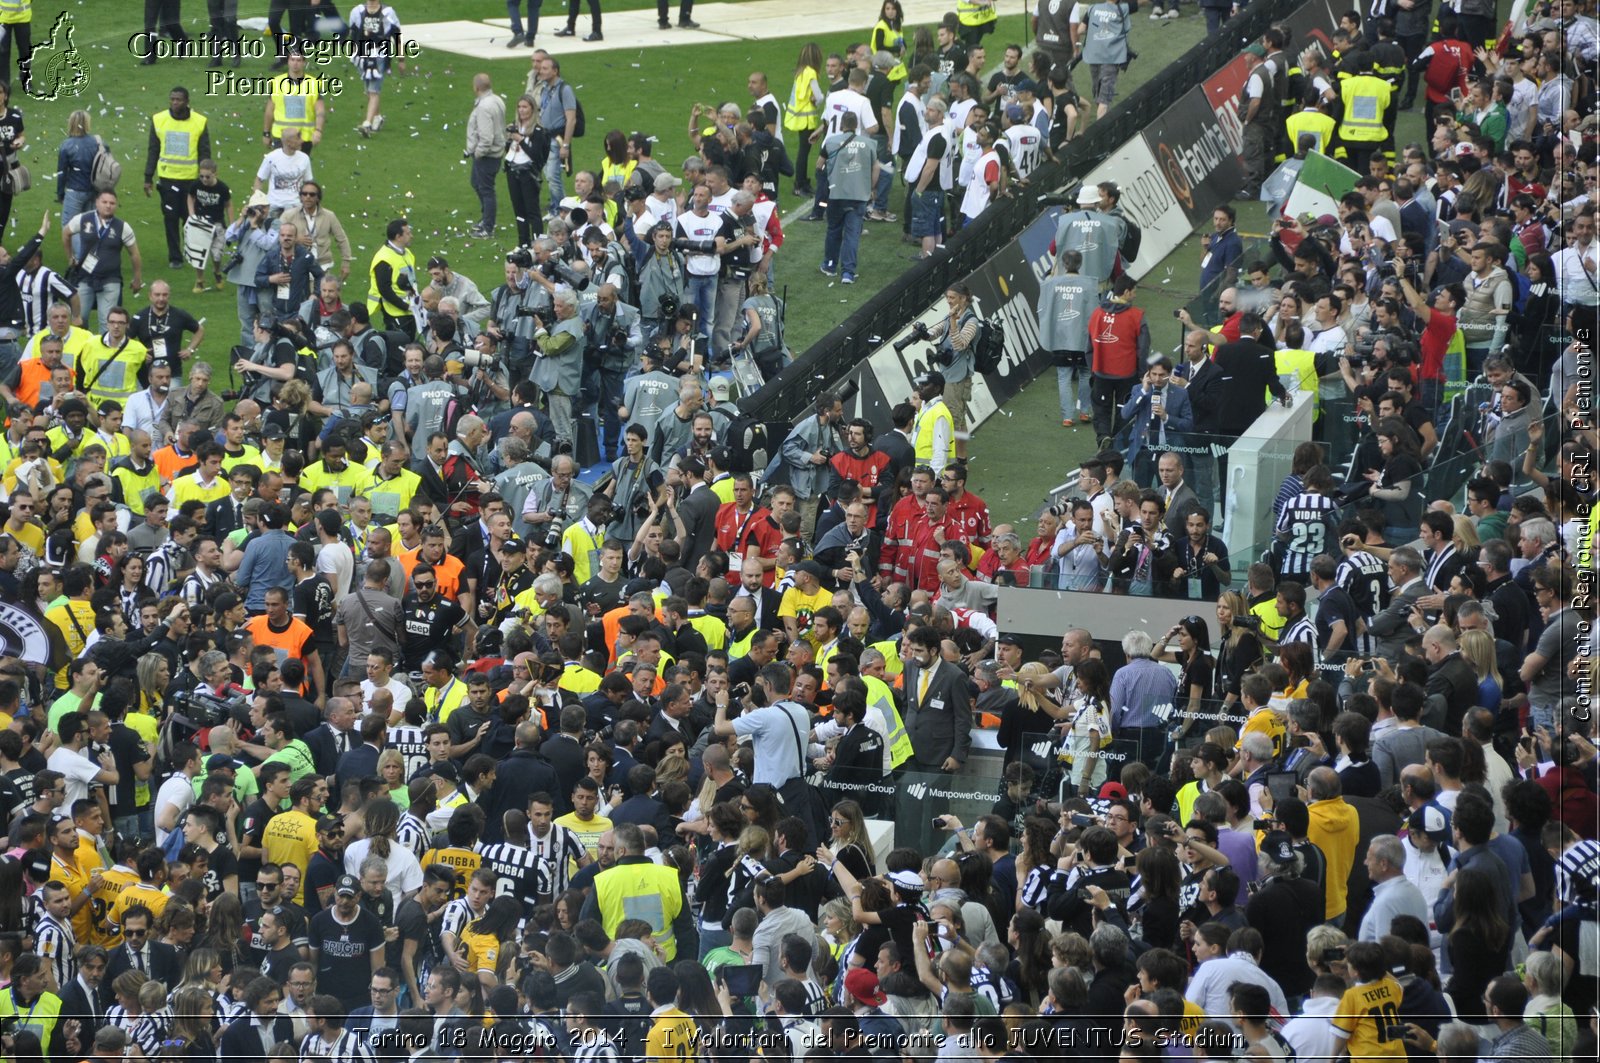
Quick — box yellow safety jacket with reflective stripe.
[1337,75,1391,142]
[913,398,954,464]
[0,0,29,25]
[869,638,904,677]
[957,0,998,28]
[269,75,322,139]
[1284,109,1336,156]
[367,242,416,319]
[594,858,682,959]
[863,673,912,768]
[0,986,62,1048]
[1271,348,1320,419]
[873,20,907,81]
[785,67,821,131]
[424,677,469,723]
[151,110,207,180]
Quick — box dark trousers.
[206,0,242,54]
[1397,34,1425,104]
[581,364,625,460]
[1115,725,1168,772]
[0,20,28,90]
[268,0,311,45]
[1459,12,1495,47]
[794,138,815,193]
[1091,374,1134,442]
[505,164,543,247]
[471,156,499,230]
[143,0,189,38]
[506,0,543,35]
[157,179,193,262]
[565,0,600,30]
[656,0,692,23]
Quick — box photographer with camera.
[484,249,547,375]
[712,191,769,354]
[522,452,593,552]
[632,223,688,344]
[233,314,302,406]
[579,284,643,464]
[601,424,666,558]
[672,185,723,346]
[529,288,585,450]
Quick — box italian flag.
[1284,151,1361,224]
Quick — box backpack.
[972,316,1006,375]
[572,97,587,139]
[90,136,121,193]
[377,328,412,378]
[439,390,472,441]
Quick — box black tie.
[234,500,243,527]
[133,947,145,973]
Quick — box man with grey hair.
[521,453,590,545]
[1357,833,1429,941]
[1367,546,1427,658]
[1305,766,1359,923]
[712,190,766,352]
[441,413,495,521]
[1237,731,1276,816]
[166,361,226,434]
[531,288,584,448]
[1108,629,1176,769]
[493,435,549,536]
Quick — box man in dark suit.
[1153,451,1202,539]
[871,402,916,480]
[899,625,973,773]
[58,944,109,1027]
[487,720,565,825]
[304,698,360,778]
[1368,547,1429,659]
[104,906,182,986]
[607,763,675,838]
[673,458,721,563]
[206,468,256,538]
[1207,313,1291,437]
[541,704,589,797]
[1422,625,1480,734]
[219,975,299,1063]
[1418,511,1466,593]
[335,712,385,795]
[607,719,643,796]
[734,560,784,633]
[582,674,631,732]
[645,685,696,751]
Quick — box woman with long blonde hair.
[1450,513,1480,555]
[1457,628,1503,712]
[1214,590,1263,705]
[817,799,875,881]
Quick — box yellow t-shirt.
[1331,975,1406,1063]
[646,1007,698,1063]
[262,809,320,903]
[553,812,611,863]
[171,470,231,509]
[777,585,831,643]
[51,852,96,944]
[108,882,170,932]
[125,711,158,807]
[1238,705,1287,760]
[6,517,45,558]
[422,846,482,899]
[91,866,141,946]
[458,926,502,979]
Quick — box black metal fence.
[739,0,1302,425]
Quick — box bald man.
[466,74,508,238]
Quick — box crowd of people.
[0,0,1591,1062]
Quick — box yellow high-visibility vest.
[1284,109,1336,156]
[785,67,821,131]
[863,673,913,768]
[0,0,30,25]
[367,242,416,320]
[728,625,758,659]
[1272,348,1320,420]
[594,859,682,959]
[1337,75,1390,143]
[873,20,907,82]
[151,110,207,181]
[957,0,998,28]
[561,521,604,586]
[687,613,726,652]
[913,398,954,464]
[269,75,322,139]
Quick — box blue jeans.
[506,0,543,34]
[61,189,90,227]
[77,279,122,330]
[236,284,259,347]
[1057,365,1090,419]
[823,199,866,277]
[698,927,731,960]
[1204,5,1224,33]
[873,164,894,213]
[686,273,716,342]
[545,149,566,213]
